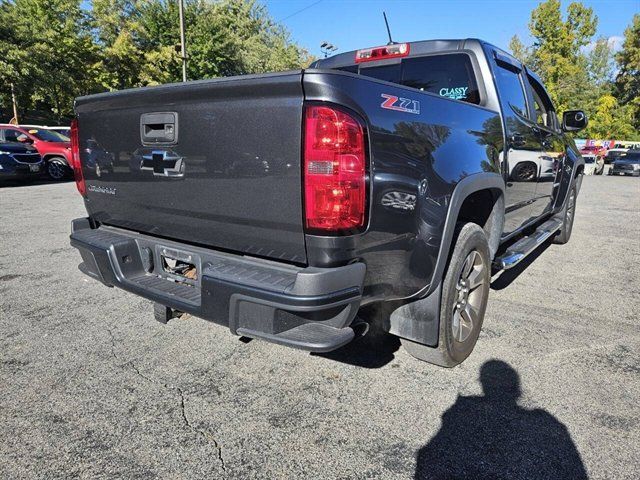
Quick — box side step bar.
[493,218,563,270]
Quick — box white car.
[582,154,604,175]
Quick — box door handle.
[140,112,178,145]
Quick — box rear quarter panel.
[304,70,504,300]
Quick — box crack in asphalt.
[106,327,227,473]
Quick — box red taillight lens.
[304,105,367,232]
[355,43,410,63]
[70,118,85,197]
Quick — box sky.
[264,0,639,58]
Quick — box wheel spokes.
[466,264,484,290]
[461,251,476,279]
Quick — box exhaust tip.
[351,319,370,337]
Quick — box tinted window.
[528,75,556,129]
[360,64,401,84]
[2,128,24,142]
[336,65,358,74]
[493,66,527,116]
[356,54,480,105]
[402,54,480,104]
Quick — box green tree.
[0,0,315,121]
[584,94,638,140]
[0,0,100,121]
[587,36,614,91]
[92,0,146,90]
[615,14,640,132]
[508,35,534,66]
[527,0,597,112]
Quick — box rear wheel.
[553,185,577,244]
[46,157,69,180]
[401,223,491,367]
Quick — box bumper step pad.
[237,323,355,353]
[70,219,365,353]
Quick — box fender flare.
[424,172,505,298]
[389,172,505,346]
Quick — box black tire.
[401,223,491,367]
[511,162,537,182]
[553,184,577,245]
[46,157,69,180]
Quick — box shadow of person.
[415,360,587,480]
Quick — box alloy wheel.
[48,160,66,180]
[452,250,488,343]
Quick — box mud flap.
[388,283,442,347]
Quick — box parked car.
[582,154,604,175]
[609,149,640,176]
[580,144,607,157]
[69,38,585,367]
[0,124,72,180]
[0,140,44,181]
[604,148,628,164]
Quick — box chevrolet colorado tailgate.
[74,71,307,264]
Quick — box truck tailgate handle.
[140,112,178,145]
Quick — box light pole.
[10,83,19,124]
[178,0,187,82]
[320,41,338,58]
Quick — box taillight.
[355,43,410,63]
[70,118,85,197]
[303,105,367,232]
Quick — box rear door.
[524,72,564,219]
[491,51,542,235]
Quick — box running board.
[493,219,562,270]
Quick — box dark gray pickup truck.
[69,39,586,367]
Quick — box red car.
[579,144,607,157]
[0,124,72,180]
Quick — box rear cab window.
[338,53,481,105]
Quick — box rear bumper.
[609,169,639,176]
[0,161,45,179]
[70,218,365,352]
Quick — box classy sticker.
[439,86,469,100]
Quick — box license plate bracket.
[158,246,200,285]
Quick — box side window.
[527,75,557,130]
[3,128,23,142]
[493,64,527,116]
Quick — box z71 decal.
[380,94,420,114]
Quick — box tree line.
[509,0,639,140]
[0,0,313,123]
[1,0,638,140]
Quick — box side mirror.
[562,110,588,132]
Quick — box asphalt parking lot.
[1,175,638,479]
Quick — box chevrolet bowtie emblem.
[140,150,183,177]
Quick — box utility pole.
[10,83,19,124]
[178,0,187,82]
